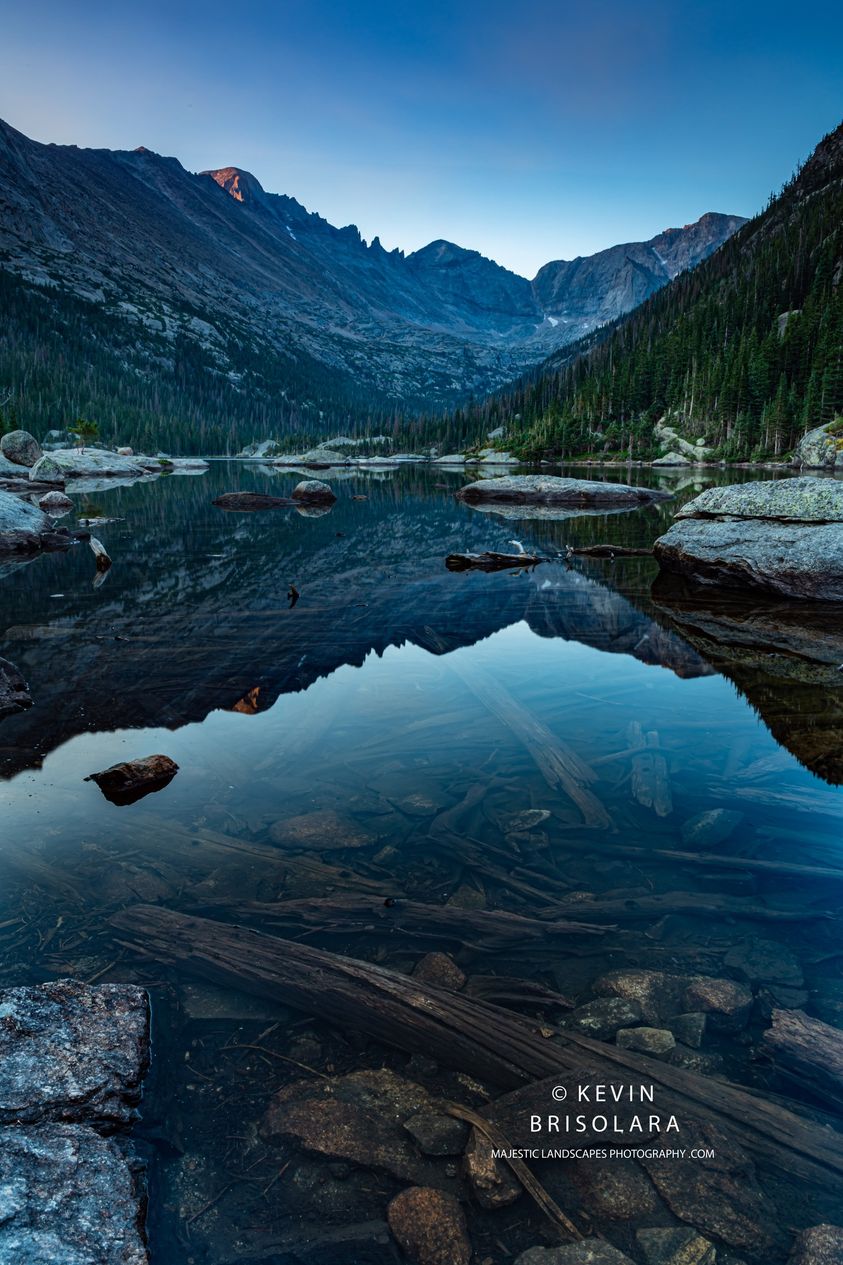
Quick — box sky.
[1,0,841,277]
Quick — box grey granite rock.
[654,517,843,601]
[636,1225,717,1265]
[561,996,644,1040]
[0,1124,147,1265]
[616,1025,676,1055]
[456,475,671,506]
[0,490,51,535]
[0,980,150,1126]
[292,478,337,503]
[37,490,74,515]
[674,476,843,522]
[792,423,843,470]
[29,449,148,481]
[1,429,42,468]
[788,1224,843,1264]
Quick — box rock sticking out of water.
[37,489,74,515]
[654,477,843,600]
[85,754,179,805]
[292,478,337,504]
[456,475,671,507]
[0,428,42,468]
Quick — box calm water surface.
[1,461,841,1263]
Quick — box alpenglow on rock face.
[655,476,843,601]
[456,475,671,507]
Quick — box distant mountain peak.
[203,166,266,204]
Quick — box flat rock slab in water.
[30,448,150,481]
[85,754,179,804]
[213,491,293,511]
[655,517,843,601]
[456,475,671,506]
[675,476,843,522]
[655,477,843,601]
[0,656,33,718]
[0,1124,148,1265]
[0,489,51,539]
[0,980,149,1126]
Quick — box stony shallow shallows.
[456,475,671,506]
[655,476,843,601]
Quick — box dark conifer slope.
[460,122,843,461]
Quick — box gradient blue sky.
[2,0,841,276]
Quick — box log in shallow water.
[111,905,843,1192]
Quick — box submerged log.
[561,839,843,885]
[212,492,293,511]
[197,896,607,951]
[567,544,654,557]
[445,551,543,572]
[534,891,834,924]
[628,722,673,817]
[762,1009,843,1111]
[450,662,612,829]
[111,907,843,1192]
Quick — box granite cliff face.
[0,118,744,419]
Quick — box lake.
[1,460,842,1264]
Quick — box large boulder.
[0,979,149,1127]
[292,478,336,504]
[1,429,42,468]
[652,452,690,466]
[0,1124,148,1265]
[29,448,148,481]
[792,422,843,470]
[655,477,843,601]
[456,476,671,507]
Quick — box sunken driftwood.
[533,892,834,924]
[446,551,543,572]
[762,1009,843,1111]
[561,840,843,885]
[89,536,112,574]
[110,907,843,1192]
[196,896,607,952]
[449,661,612,829]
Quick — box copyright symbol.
[551,1085,567,1101]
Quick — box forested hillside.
[454,122,843,461]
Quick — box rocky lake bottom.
[1,460,842,1265]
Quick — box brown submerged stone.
[387,1186,472,1265]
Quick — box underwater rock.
[515,1244,634,1265]
[0,980,149,1127]
[669,1013,707,1049]
[269,809,375,851]
[636,1226,717,1265]
[680,808,744,849]
[0,656,33,719]
[594,970,753,1030]
[403,1111,469,1157]
[570,1160,659,1220]
[456,475,671,507]
[387,1186,472,1265]
[0,1124,147,1265]
[683,977,753,1031]
[462,1127,522,1208]
[788,1224,843,1264]
[262,1069,453,1187]
[616,1026,676,1056]
[292,478,337,504]
[412,953,466,992]
[560,997,644,1041]
[85,754,179,805]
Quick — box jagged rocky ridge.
[0,117,743,441]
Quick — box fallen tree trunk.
[449,661,612,829]
[762,1009,843,1111]
[561,839,843,884]
[533,891,835,924]
[567,544,654,557]
[111,906,843,1191]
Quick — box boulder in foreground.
[456,475,671,506]
[655,477,843,601]
[0,1124,148,1265]
[0,979,149,1127]
[30,448,148,481]
[792,421,843,470]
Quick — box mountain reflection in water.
[1,460,842,1265]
